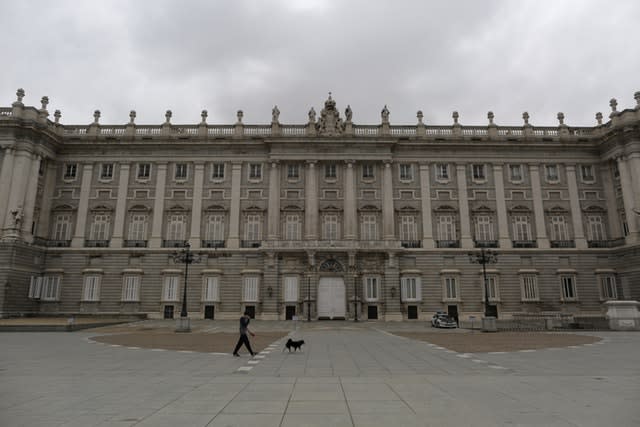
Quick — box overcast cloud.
[2,0,639,126]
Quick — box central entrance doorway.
[317,277,346,320]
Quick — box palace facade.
[1,90,639,321]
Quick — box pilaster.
[149,162,167,248]
[71,163,94,247]
[110,163,131,248]
[21,153,42,242]
[227,162,242,248]
[565,165,587,248]
[456,164,473,248]
[419,164,434,248]
[528,164,550,248]
[492,164,511,248]
[600,163,622,239]
[2,149,32,236]
[188,162,205,248]
[267,162,280,240]
[0,147,15,230]
[304,161,318,240]
[36,161,57,240]
[343,161,357,240]
[382,161,395,240]
[617,156,639,243]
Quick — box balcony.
[202,240,225,248]
[436,240,460,248]
[474,240,498,248]
[85,240,110,248]
[241,240,262,248]
[550,240,575,248]
[588,239,626,248]
[46,240,71,247]
[401,240,421,248]
[124,240,148,248]
[162,240,188,248]
[512,240,537,248]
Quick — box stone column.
[565,165,587,248]
[267,162,280,240]
[188,162,205,248]
[601,162,622,239]
[305,161,318,240]
[382,161,395,240]
[344,161,357,240]
[492,164,511,248]
[528,164,550,248]
[2,149,32,237]
[456,164,473,248]
[36,161,57,240]
[110,162,131,248]
[227,162,242,248]
[419,164,434,248]
[21,153,42,241]
[71,163,94,247]
[149,162,167,248]
[617,156,639,243]
[627,152,640,220]
[0,147,16,230]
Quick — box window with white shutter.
[474,216,494,241]
[401,276,421,302]
[122,275,140,302]
[364,277,379,301]
[443,276,458,300]
[82,275,101,301]
[167,215,186,241]
[163,276,179,301]
[284,276,298,302]
[203,276,220,302]
[41,276,61,301]
[53,214,72,240]
[438,216,456,240]
[361,215,378,240]
[29,276,43,299]
[520,275,539,301]
[205,215,225,241]
[400,216,417,241]
[128,214,148,241]
[243,276,259,302]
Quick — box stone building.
[0,89,639,321]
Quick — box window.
[443,276,458,300]
[245,215,262,241]
[284,276,298,302]
[436,163,449,181]
[287,164,299,179]
[400,216,417,241]
[166,215,186,241]
[100,163,114,180]
[28,276,42,299]
[52,214,72,240]
[401,276,421,301]
[549,216,569,241]
[163,276,179,301]
[137,163,151,179]
[361,215,378,240]
[362,164,374,179]
[512,216,531,241]
[64,163,78,180]
[472,164,486,181]
[325,163,337,179]
[122,275,140,302]
[243,276,259,302]
[82,275,101,302]
[128,214,147,241]
[211,163,225,180]
[482,275,499,301]
[44,276,60,300]
[545,164,559,182]
[364,277,379,301]
[580,165,595,182]
[174,163,188,180]
[322,214,339,240]
[205,215,225,241]
[90,214,111,240]
[437,215,456,240]
[587,215,606,241]
[509,164,523,182]
[203,276,220,302]
[521,274,539,301]
[249,163,262,180]
[560,275,577,301]
[474,215,494,241]
[599,275,617,300]
[284,214,301,240]
[399,164,413,181]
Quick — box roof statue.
[316,93,344,136]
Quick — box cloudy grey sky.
[2,0,639,126]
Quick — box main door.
[317,277,346,320]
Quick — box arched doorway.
[317,259,346,320]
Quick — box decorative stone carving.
[54,110,61,124]
[487,111,495,125]
[316,94,344,136]
[417,110,423,124]
[319,258,344,272]
[596,112,603,125]
[452,111,459,125]
[165,110,172,124]
[40,96,49,110]
[272,105,280,124]
[345,105,352,122]
[308,107,316,123]
[93,110,101,124]
[522,111,530,125]
[557,112,565,126]
[200,110,207,124]
[635,91,640,108]
[129,110,136,124]
[236,110,243,123]
[10,208,23,229]
[16,88,25,103]
[381,105,390,123]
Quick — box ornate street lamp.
[306,264,314,322]
[468,248,498,326]
[349,264,361,322]
[171,241,201,332]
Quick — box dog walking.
[232,310,256,357]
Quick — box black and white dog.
[283,338,305,352]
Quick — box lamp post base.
[175,316,191,333]
[482,316,497,332]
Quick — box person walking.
[232,310,256,357]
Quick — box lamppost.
[171,241,201,332]
[349,265,361,322]
[468,248,498,330]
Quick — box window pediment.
[510,205,531,213]
[244,205,265,212]
[281,204,303,212]
[166,204,189,212]
[358,204,380,212]
[472,205,494,213]
[90,204,114,212]
[320,205,342,212]
[128,204,151,212]
[204,204,227,212]
[52,204,76,212]
[435,205,456,212]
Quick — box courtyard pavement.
[1,320,639,426]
